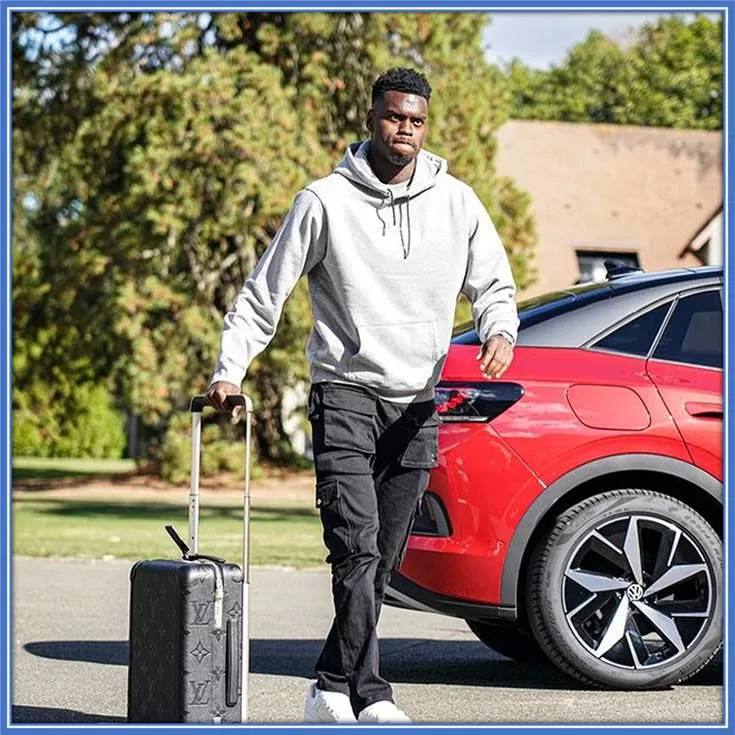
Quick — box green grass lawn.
[13,495,325,567]
[12,456,325,567]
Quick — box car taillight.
[435,382,524,423]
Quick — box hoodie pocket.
[349,321,440,393]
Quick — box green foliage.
[158,415,192,485]
[159,413,259,485]
[12,410,45,457]
[505,14,722,130]
[13,11,537,464]
[12,382,126,459]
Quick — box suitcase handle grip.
[189,394,253,413]
[226,619,240,707]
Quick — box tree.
[506,14,722,130]
[629,15,722,130]
[13,11,537,463]
[187,13,537,306]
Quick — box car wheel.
[527,489,722,689]
[466,620,548,663]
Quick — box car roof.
[452,266,723,348]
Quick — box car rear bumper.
[385,570,517,621]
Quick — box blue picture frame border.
[0,3,730,734]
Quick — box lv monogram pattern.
[128,560,244,723]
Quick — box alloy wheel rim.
[562,514,712,669]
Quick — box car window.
[592,302,672,357]
[652,290,722,369]
[452,282,609,342]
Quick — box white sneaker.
[358,700,411,723]
[304,682,357,723]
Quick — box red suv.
[387,264,723,690]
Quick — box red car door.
[645,289,723,481]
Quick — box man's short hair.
[371,67,432,104]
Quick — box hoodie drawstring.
[376,195,388,236]
[377,188,412,260]
[397,197,411,260]
[404,198,412,259]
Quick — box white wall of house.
[688,211,723,266]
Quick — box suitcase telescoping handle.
[188,393,254,723]
[188,394,253,557]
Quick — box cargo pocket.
[400,414,440,469]
[320,387,377,454]
[316,478,354,563]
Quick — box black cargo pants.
[308,381,439,713]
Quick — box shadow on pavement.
[250,639,723,689]
[24,640,128,666]
[251,638,588,690]
[23,638,723,691]
[12,705,125,723]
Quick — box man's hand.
[207,380,243,417]
[476,335,514,379]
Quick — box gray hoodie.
[210,141,519,403]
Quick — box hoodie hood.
[333,140,448,259]
[334,140,447,199]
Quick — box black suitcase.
[127,394,254,723]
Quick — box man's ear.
[366,108,374,133]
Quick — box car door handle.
[685,401,723,418]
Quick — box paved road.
[12,557,723,725]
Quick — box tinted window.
[653,290,722,368]
[593,302,671,357]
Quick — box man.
[208,67,518,723]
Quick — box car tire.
[526,489,722,689]
[466,620,548,663]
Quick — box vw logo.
[627,583,644,601]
